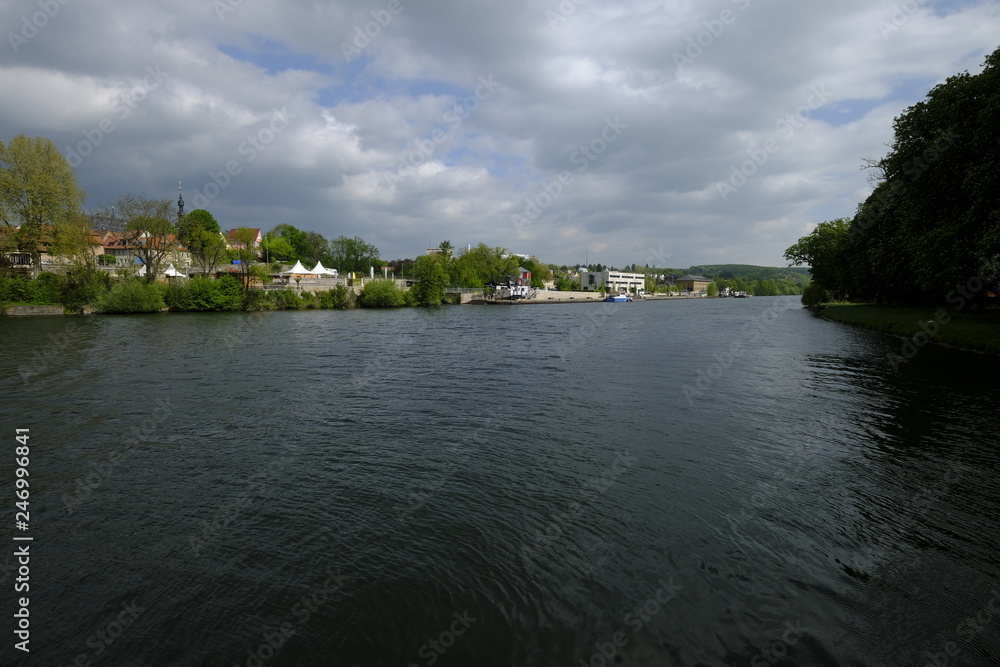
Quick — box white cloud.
[0,0,997,267]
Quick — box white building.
[579,270,645,293]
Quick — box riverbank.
[816,303,1000,355]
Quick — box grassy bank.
[817,303,1000,355]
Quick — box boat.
[604,294,633,302]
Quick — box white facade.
[580,270,645,293]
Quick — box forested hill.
[685,264,811,285]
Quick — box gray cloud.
[2,0,997,267]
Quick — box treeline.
[711,277,803,296]
[615,263,807,295]
[403,243,554,305]
[785,47,1000,306]
[687,264,810,286]
[0,272,429,313]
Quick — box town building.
[677,274,711,293]
[579,269,645,293]
[225,228,263,249]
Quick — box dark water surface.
[1,296,999,666]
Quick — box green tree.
[49,211,97,270]
[520,256,553,288]
[178,209,227,277]
[329,235,381,275]
[230,227,268,293]
[268,223,310,260]
[177,209,220,239]
[834,47,1000,306]
[95,278,166,313]
[452,244,519,287]
[707,281,719,297]
[784,218,851,299]
[303,231,331,266]
[260,234,297,263]
[358,279,407,307]
[437,240,454,260]
[110,194,176,283]
[0,134,86,275]
[411,254,449,305]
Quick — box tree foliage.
[108,194,176,283]
[329,235,381,275]
[411,254,449,305]
[229,227,270,293]
[786,47,1000,306]
[451,244,519,287]
[95,278,166,313]
[783,218,850,299]
[267,224,310,261]
[178,209,227,276]
[0,134,86,273]
[357,279,408,307]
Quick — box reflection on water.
[1,297,998,666]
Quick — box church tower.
[177,181,185,222]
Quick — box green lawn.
[817,303,1000,355]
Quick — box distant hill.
[684,264,811,286]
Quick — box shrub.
[801,283,829,307]
[299,291,320,309]
[215,275,246,310]
[318,285,350,309]
[95,279,166,313]
[358,280,408,308]
[61,268,111,310]
[32,272,63,304]
[0,275,31,302]
[243,288,274,311]
[276,289,303,310]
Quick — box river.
[1,295,998,666]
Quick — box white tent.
[164,264,184,277]
[311,260,337,276]
[282,260,317,275]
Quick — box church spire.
[177,181,185,222]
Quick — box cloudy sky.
[2,0,998,268]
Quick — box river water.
[1,296,998,666]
